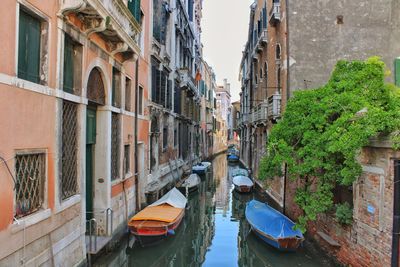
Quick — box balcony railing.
[61,0,141,56]
[268,93,282,120]
[269,2,281,26]
[259,30,268,46]
[178,68,198,98]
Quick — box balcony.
[268,93,282,120]
[178,68,198,98]
[269,2,281,26]
[253,102,268,124]
[258,30,268,46]
[60,0,141,58]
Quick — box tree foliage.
[259,57,400,232]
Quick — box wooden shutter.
[18,10,40,83]
[395,58,400,87]
[63,35,74,93]
[160,71,167,107]
[151,65,157,102]
[263,7,267,29]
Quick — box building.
[200,59,217,159]
[146,0,204,200]
[0,0,145,265]
[216,79,233,143]
[239,0,400,266]
[231,101,241,146]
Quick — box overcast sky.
[201,0,253,102]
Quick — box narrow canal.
[94,154,338,267]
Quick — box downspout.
[135,56,140,212]
[283,0,290,215]
[391,160,399,267]
[285,0,290,100]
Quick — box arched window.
[87,68,106,105]
[276,43,281,60]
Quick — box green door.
[86,107,97,220]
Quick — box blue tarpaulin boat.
[227,154,239,162]
[245,200,304,251]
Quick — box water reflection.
[94,154,338,267]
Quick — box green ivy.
[335,202,353,225]
[259,57,400,232]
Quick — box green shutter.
[18,10,40,83]
[86,107,97,144]
[395,58,400,87]
[63,35,74,93]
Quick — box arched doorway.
[85,68,106,220]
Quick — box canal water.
[94,154,338,267]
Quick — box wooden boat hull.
[251,225,303,251]
[234,184,252,193]
[245,200,304,251]
[129,210,185,247]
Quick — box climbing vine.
[259,57,400,232]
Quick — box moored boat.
[128,188,187,246]
[245,200,304,251]
[231,168,249,177]
[232,175,254,193]
[227,154,239,163]
[179,173,201,193]
[192,161,211,174]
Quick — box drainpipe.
[135,56,140,212]
[285,0,290,100]
[391,160,399,267]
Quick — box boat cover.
[232,168,249,177]
[130,204,183,223]
[246,200,304,239]
[182,174,201,187]
[233,176,254,187]
[192,162,210,171]
[201,162,211,168]
[149,187,187,209]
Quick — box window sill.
[11,209,51,234]
[55,195,81,214]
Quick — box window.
[124,145,130,176]
[61,101,78,200]
[138,86,143,115]
[395,58,400,87]
[163,126,168,150]
[277,66,281,93]
[276,43,281,60]
[111,113,120,180]
[112,68,121,108]
[15,152,45,218]
[128,0,142,24]
[18,9,41,84]
[63,35,82,95]
[174,127,178,147]
[125,78,132,111]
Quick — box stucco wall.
[288,0,400,93]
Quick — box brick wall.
[284,141,399,267]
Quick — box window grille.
[61,101,78,200]
[15,152,45,218]
[111,113,120,180]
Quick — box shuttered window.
[18,9,41,84]
[395,58,400,87]
[128,0,141,24]
[63,35,74,93]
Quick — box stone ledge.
[317,231,341,247]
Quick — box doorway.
[85,106,96,220]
